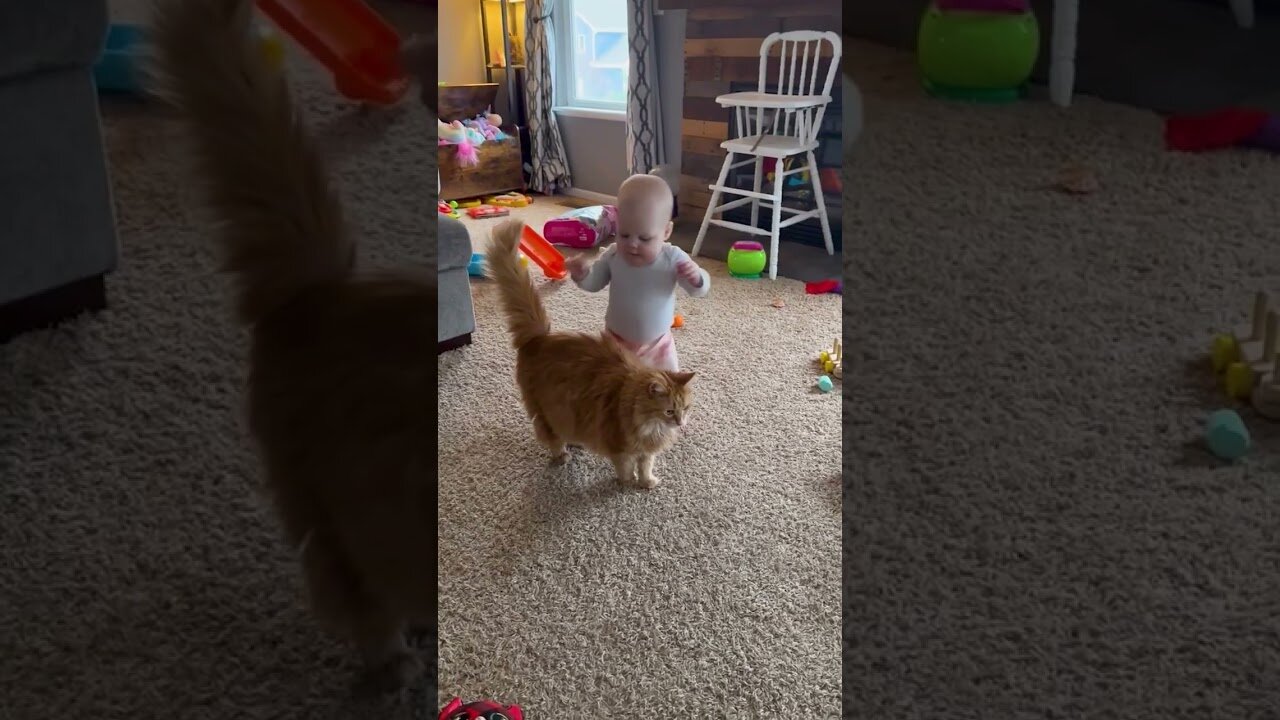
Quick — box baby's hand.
[677,259,704,288]
[566,254,591,281]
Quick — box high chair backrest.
[757,30,843,141]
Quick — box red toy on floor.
[466,205,510,219]
[805,279,842,295]
[439,697,523,720]
[1164,107,1269,152]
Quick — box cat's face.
[644,371,695,427]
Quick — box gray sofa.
[0,0,119,342]
[438,215,475,352]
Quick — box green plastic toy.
[727,240,766,279]
[917,4,1040,103]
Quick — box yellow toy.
[816,338,842,380]
[1214,291,1279,399]
[456,198,483,209]
[488,192,533,207]
[765,157,810,187]
[1226,363,1255,400]
[256,24,285,72]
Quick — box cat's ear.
[648,381,668,396]
[667,371,695,386]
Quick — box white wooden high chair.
[691,30,842,280]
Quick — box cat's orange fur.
[486,221,694,487]
[150,0,435,691]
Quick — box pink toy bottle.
[543,205,618,249]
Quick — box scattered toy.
[771,296,786,308]
[439,697,524,720]
[805,279,842,295]
[516,224,569,280]
[488,192,532,207]
[671,313,684,329]
[544,204,618,248]
[819,167,842,194]
[1166,107,1280,154]
[816,375,834,393]
[1205,408,1250,460]
[466,205,509,219]
[1213,291,1277,400]
[468,251,527,277]
[727,240,767,279]
[815,338,843,380]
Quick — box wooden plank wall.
[659,0,840,215]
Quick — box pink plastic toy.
[543,205,618,249]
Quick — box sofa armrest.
[438,216,473,270]
[0,68,119,306]
[0,0,109,82]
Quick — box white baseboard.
[560,188,618,206]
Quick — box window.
[556,0,629,112]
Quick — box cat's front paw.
[637,473,662,489]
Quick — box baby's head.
[615,173,674,267]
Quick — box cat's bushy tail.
[149,0,353,326]
[487,220,550,349]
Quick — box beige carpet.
[2,4,438,718]
[437,264,843,711]
[846,42,1280,716]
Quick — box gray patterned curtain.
[625,0,664,175]
[524,0,572,194]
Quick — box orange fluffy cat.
[150,0,435,692]
[487,221,694,487]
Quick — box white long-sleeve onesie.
[575,244,710,345]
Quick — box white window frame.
[553,0,628,115]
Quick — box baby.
[565,174,710,371]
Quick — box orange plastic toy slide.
[256,0,410,105]
[520,225,568,281]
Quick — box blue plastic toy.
[469,251,529,277]
[94,24,146,94]
[816,375,834,393]
[1205,408,1250,460]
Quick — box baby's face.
[616,205,672,267]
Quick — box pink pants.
[608,329,679,371]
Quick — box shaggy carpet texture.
[437,265,842,712]
[846,42,1280,718]
[1,41,436,720]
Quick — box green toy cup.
[917,4,1040,102]
[727,240,766,279]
